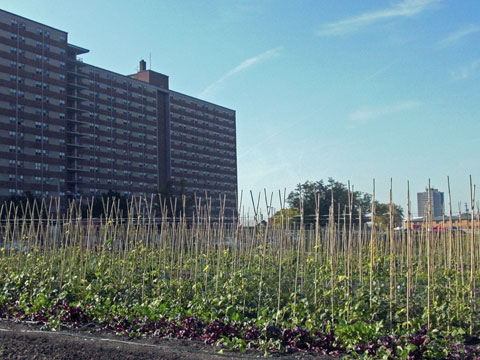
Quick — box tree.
[287,178,371,226]
[0,191,41,220]
[374,201,404,229]
[270,208,300,226]
[83,190,129,218]
[157,179,196,220]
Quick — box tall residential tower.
[0,9,237,218]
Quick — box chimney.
[139,59,146,71]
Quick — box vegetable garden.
[1,184,479,358]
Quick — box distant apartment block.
[417,188,444,218]
[0,9,237,218]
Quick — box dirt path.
[0,321,337,359]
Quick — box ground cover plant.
[0,180,480,358]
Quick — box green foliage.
[287,178,372,225]
[374,202,404,228]
[0,195,477,358]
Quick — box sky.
[2,0,479,216]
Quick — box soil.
[0,320,338,359]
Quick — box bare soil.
[0,320,338,359]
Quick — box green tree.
[374,201,404,229]
[287,178,371,226]
[271,208,300,226]
[0,191,41,220]
[84,190,129,218]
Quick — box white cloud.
[217,2,264,24]
[438,24,480,47]
[315,0,440,37]
[349,101,421,124]
[451,59,480,80]
[199,47,282,99]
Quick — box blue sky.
[2,0,479,215]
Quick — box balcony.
[66,105,87,113]
[66,130,87,136]
[66,142,87,148]
[68,81,89,90]
[66,167,89,173]
[66,118,90,126]
[67,70,89,79]
[67,93,88,102]
[66,154,86,160]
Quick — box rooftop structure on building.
[0,9,237,219]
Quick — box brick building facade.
[0,10,238,218]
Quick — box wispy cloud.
[217,1,264,24]
[364,61,397,82]
[349,101,421,124]
[451,59,480,80]
[438,24,480,47]
[199,47,282,99]
[315,0,440,37]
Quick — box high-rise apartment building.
[0,10,237,218]
[417,188,444,218]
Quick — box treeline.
[0,190,194,221]
[283,178,403,227]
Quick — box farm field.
[0,192,479,359]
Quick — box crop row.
[0,193,479,358]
